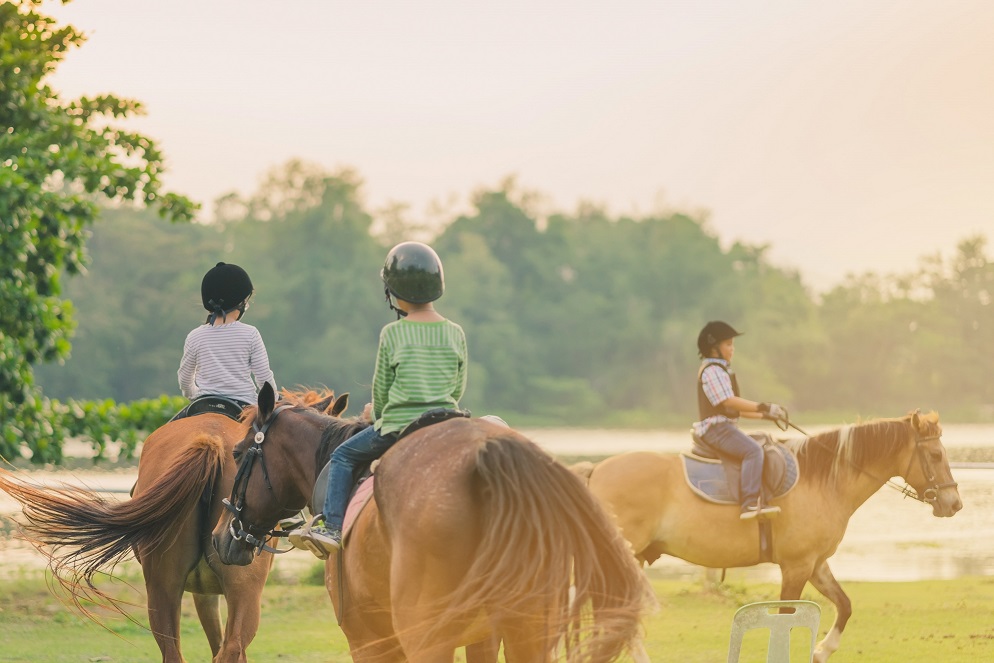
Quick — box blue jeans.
[322,426,396,531]
[701,421,764,508]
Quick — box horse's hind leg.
[465,634,500,663]
[192,593,223,658]
[144,559,192,663]
[808,561,850,663]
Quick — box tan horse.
[212,382,650,663]
[578,410,962,663]
[0,389,347,663]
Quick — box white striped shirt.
[177,321,276,404]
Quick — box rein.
[222,403,299,555]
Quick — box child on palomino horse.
[693,320,786,520]
[175,262,278,418]
[297,241,468,556]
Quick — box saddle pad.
[342,476,375,543]
[681,444,800,505]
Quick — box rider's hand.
[361,402,373,423]
[767,403,788,421]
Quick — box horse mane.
[789,411,940,486]
[239,387,369,466]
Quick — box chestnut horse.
[0,389,348,663]
[578,410,962,663]
[212,382,650,663]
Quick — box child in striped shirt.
[176,262,277,411]
[298,241,467,555]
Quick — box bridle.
[888,431,959,505]
[222,403,300,555]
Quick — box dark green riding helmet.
[381,241,445,304]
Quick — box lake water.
[2,424,993,582]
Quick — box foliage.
[28,161,994,460]
[0,1,196,461]
[1,394,185,464]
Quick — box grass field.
[0,564,991,662]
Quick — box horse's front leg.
[808,561,850,663]
[214,553,273,663]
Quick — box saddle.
[309,408,473,541]
[682,431,799,505]
[170,395,247,423]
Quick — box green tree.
[0,1,195,462]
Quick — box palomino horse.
[0,389,348,663]
[578,410,962,663]
[212,382,650,663]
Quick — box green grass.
[1,567,992,662]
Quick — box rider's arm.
[716,396,766,417]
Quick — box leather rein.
[222,403,300,555]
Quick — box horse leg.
[808,561,851,663]
[192,593,223,658]
[212,556,272,663]
[143,559,192,663]
[499,611,556,663]
[465,634,500,663]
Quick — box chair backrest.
[727,600,821,663]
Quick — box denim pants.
[322,426,396,531]
[701,421,765,507]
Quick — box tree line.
[34,161,994,431]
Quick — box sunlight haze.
[44,0,994,291]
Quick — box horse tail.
[437,434,649,662]
[0,433,225,610]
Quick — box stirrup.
[278,515,306,532]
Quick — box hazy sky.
[44,1,994,291]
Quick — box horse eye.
[233,450,243,462]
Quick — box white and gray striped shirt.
[177,321,276,404]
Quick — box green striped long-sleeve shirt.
[371,318,468,435]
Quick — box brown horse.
[0,389,348,663]
[578,410,962,663]
[212,382,650,662]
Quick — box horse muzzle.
[930,485,963,518]
[212,524,259,566]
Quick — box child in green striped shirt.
[299,241,467,556]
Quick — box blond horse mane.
[790,411,940,486]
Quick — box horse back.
[373,418,494,557]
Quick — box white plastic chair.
[727,600,821,663]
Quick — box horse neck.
[277,414,332,500]
[812,421,913,514]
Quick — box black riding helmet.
[381,241,445,306]
[201,262,253,324]
[697,320,742,358]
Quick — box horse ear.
[331,393,349,417]
[910,408,922,431]
[258,382,276,420]
[311,392,337,413]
